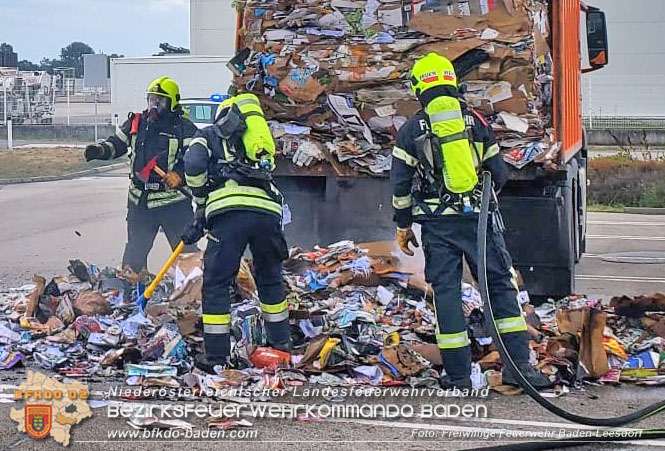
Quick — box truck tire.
[564,160,577,290]
[568,159,581,263]
[578,127,588,258]
[572,174,580,263]
[577,155,588,258]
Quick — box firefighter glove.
[162,171,183,188]
[181,214,206,245]
[396,227,419,256]
[84,143,107,162]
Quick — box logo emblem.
[442,70,456,81]
[25,405,52,439]
[420,70,439,84]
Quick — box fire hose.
[473,171,665,448]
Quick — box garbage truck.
[231,0,609,300]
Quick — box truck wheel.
[564,161,578,291]
[566,159,583,263]
[572,178,581,263]
[577,156,587,258]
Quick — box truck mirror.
[586,9,608,71]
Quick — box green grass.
[587,204,625,213]
[0,147,124,179]
[588,155,665,208]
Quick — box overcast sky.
[0,0,190,62]
[582,0,665,116]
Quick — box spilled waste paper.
[0,245,663,400]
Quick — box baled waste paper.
[229,0,557,174]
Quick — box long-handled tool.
[137,155,193,199]
[136,241,185,314]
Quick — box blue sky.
[0,0,190,62]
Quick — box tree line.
[0,42,123,77]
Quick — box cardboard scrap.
[579,308,609,379]
[408,9,530,39]
[643,316,665,339]
[25,275,46,318]
[279,68,326,102]
[73,291,111,316]
[415,39,486,61]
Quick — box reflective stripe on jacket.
[184,126,282,221]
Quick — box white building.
[190,0,237,56]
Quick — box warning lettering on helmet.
[442,70,456,81]
[420,71,439,83]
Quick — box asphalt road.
[578,213,665,297]
[1,169,664,297]
[0,171,664,450]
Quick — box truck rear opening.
[232,0,608,299]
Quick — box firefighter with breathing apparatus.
[390,53,552,390]
[83,77,199,273]
[181,93,290,373]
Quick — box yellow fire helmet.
[410,53,458,96]
[146,76,181,111]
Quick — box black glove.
[84,143,107,162]
[181,213,206,245]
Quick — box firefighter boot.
[439,346,472,390]
[264,318,292,352]
[195,354,228,374]
[198,324,231,374]
[500,331,552,389]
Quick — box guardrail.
[583,117,665,130]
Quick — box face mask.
[213,104,245,138]
[146,94,170,122]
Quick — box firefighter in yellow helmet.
[181,93,289,372]
[83,77,199,272]
[390,53,551,390]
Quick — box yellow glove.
[396,227,419,256]
[162,171,182,188]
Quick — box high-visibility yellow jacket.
[183,95,282,221]
[390,106,507,228]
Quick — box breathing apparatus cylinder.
[425,95,479,196]
[411,53,478,212]
[218,93,276,168]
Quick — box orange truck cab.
[251,1,609,300]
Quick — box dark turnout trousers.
[122,197,198,272]
[420,214,530,385]
[201,210,290,360]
